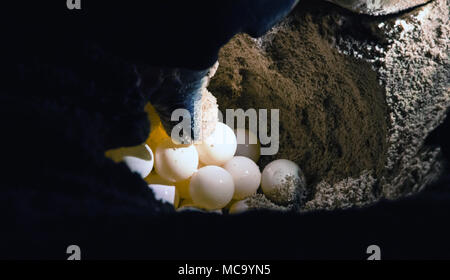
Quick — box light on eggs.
[195,122,237,166]
[155,138,199,183]
[189,166,235,210]
[141,103,308,212]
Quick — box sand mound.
[209,2,389,192]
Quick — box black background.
[0,0,449,260]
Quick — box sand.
[209,1,389,194]
[335,0,450,199]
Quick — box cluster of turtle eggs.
[106,106,304,214]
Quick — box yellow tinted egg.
[174,189,180,208]
[175,178,192,200]
[145,172,173,185]
[179,198,197,208]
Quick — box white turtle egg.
[155,138,199,183]
[223,156,261,200]
[148,184,176,205]
[105,144,154,178]
[229,200,250,214]
[195,122,237,166]
[189,166,234,210]
[234,128,261,162]
[261,159,306,205]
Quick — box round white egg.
[155,138,199,183]
[148,184,176,205]
[223,156,261,200]
[195,122,237,166]
[234,128,261,162]
[189,166,235,210]
[106,144,154,178]
[261,159,306,205]
[229,200,250,214]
